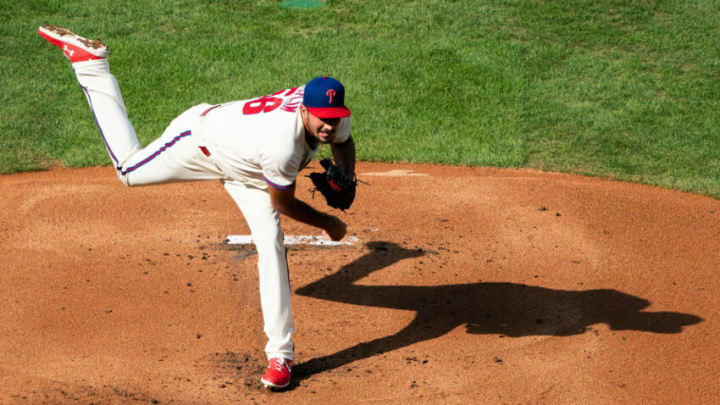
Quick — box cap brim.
[307,106,351,119]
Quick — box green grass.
[1,0,719,197]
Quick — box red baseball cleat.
[261,357,292,389]
[38,24,108,63]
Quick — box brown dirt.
[1,162,718,404]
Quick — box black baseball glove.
[308,158,357,211]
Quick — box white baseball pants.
[71,58,295,361]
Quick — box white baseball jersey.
[198,86,351,190]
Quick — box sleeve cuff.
[264,176,294,190]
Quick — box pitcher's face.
[301,104,341,144]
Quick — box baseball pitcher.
[38,24,358,390]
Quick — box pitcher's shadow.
[292,241,702,383]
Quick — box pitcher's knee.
[115,170,132,187]
[254,232,283,248]
[252,230,284,253]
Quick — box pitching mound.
[1,162,717,404]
